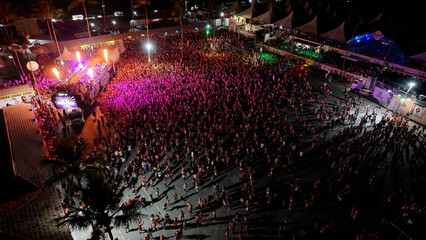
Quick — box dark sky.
[2,0,426,55]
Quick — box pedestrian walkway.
[0,186,72,240]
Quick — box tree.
[55,174,147,240]
[0,2,18,43]
[172,0,185,63]
[42,139,102,205]
[31,0,64,61]
[133,0,151,57]
[68,0,99,42]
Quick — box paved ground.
[64,67,418,240]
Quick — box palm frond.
[55,212,93,230]
[40,157,67,168]
[62,191,78,208]
[120,199,146,215]
[67,1,81,10]
[88,229,103,240]
[134,0,151,8]
[43,170,69,187]
[113,212,147,228]
[86,0,100,5]
[83,165,102,177]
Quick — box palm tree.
[0,2,18,42]
[55,174,147,240]
[42,140,102,196]
[31,0,64,62]
[172,0,185,63]
[68,0,99,42]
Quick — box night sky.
[2,0,426,56]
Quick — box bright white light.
[206,24,211,29]
[406,82,415,95]
[76,51,81,63]
[387,90,391,92]
[52,68,60,81]
[220,12,224,17]
[78,63,83,69]
[112,20,116,25]
[51,18,56,22]
[88,68,94,78]
[134,11,137,15]
[146,43,152,50]
[90,22,95,27]
[103,49,108,64]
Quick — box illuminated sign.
[0,90,35,100]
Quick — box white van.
[65,107,85,125]
[350,78,366,93]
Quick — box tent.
[295,16,317,35]
[273,11,293,29]
[409,52,426,64]
[253,6,279,24]
[211,3,228,18]
[237,1,260,19]
[226,1,242,15]
[347,33,407,65]
[55,47,75,61]
[319,22,345,43]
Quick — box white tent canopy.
[55,47,75,61]
[237,1,260,19]
[295,16,317,35]
[226,0,242,15]
[253,6,279,24]
[273,11,293,29]
[319,22,345,42]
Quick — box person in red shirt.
[138,220,143,233]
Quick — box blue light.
[164,32,168,35]
[356,40,360,43]
[176,30,179,33]
[195,27,198,30]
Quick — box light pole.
[8,55,23,81]
[220,12,224,27]
[396,82,416,113]
[146,42,152,62]
[130,0,134,21]
[340,23,359,81]
[102,0,107,29]
[25,51,38,95]
[406,82,415,97]
[51,19,63,63]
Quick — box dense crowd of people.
[268,36,381,80]
[27,28,426,239]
